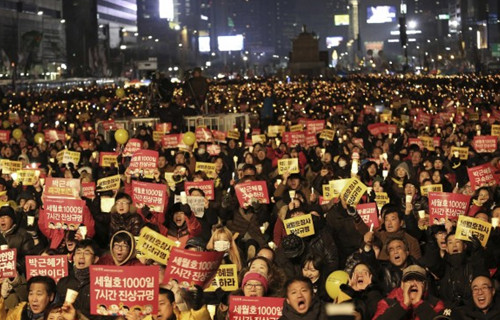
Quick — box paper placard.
[195,127,214,143]
[44,178,81,199]
[96,175,121,192]
[375,192,390,208]
[356,203,379,228]
[56,150,81,165]
[195,162,216,178]
[136,226,178,265]
[455,215,492,247]
[267,125,285,137]
[251,134,267,145]
[428,192,471,225]
[473,136,497,153]
[43,198,85,230]
[0,130,10,143]
[420,184,443,197]
[340,178,367,206]
[132,181,168,212]
[290,124,304,132]
[491,124,500,137]
[450,146,469,160]
[185,181,215,200]
[0,249,17,278]
[235,181,270,207]
[17,169,40,186]
[204,264,239,292]
[129,150,159,177]
[282,132,305,147]
[99,152,119,167]
[229,296,284,320]
[319,129,335,141]
[226,130,240,140]
[277,158,299,175]
[467,163,497,190]
[123,138,143,157]
[0,159,22,174]
[81,182,96,199]
[283,214,315,238]
[306,120,325,134]
[26,255,68,283]
[162,134,182,149]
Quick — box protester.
[279,276,326,320]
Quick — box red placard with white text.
[44,130,66,143]
[195,127,214,143]
[132,181,167,212]
[185,180,215,200]
[235,181,270,207]
[156,123,172,133]
[356,203,379,228]
[129,150,158,176]
[282,131,305,147]
[306,120,325,134]
[472,136,498,153]
[305,133,318,147]
[43,198,85,230]
[467,163,498,190]
[229,296,284,320]
[26,255,68,283]
[0,249,17,278]
[212,130,227,143]
[90,265,159,316]
[123,138,142,157]
[162,134,182,149]
[43,177,81,199]
[0,130,10,143]
[81,182,96,199]
[207,144,221,156]
[163,248,223,288]
[428,192,471,225]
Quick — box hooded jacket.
[97,230,142,266]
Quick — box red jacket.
[373,287,445,320]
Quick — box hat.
[78,166,93,175]
[288,173,303,180]
[0,206,16,221]
[185,237,206,251]
[402,265,426,282]
[281,234,304,258]
[242,271,268,293]
[171,202,191,215]
[394,162,410,178]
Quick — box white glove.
[1,279,12,299]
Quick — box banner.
[356,203,379,228]
[0,130,10,143]
[129,150,158,177]
[56,150,81,165]
[0,159,22,174]
[472,136,497,153]
[96,175,121,192]
[420,184,443,197]
[185,181,215,200]
[428,192,471,225]
[123,138,142,157]
[99,152,119,167]
[204,264,239,292]
[161,134,182,149]
[163,248,223,288]
[17,169,40,186]
[90,265,159,316]
[229,296,284,320]
[283,214,315,238]
[44,178,80,198]
[467,163,497,190]
[136,227,177,265]
[207,144,221,156]
[277,158,299,175]
[195,162,216,178]
[455,215,492,247]
[450,146,469,160]
[82,182,96,199]
[26,255,68,283]
[282,132,305,147]
[44,198,85,230]
[306,120,325,134]
[132,181,167,212]
[0,249,16,278]
[340,178,367,206]
[235,181,270,207]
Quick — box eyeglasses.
[472,285,493,294]
[244,283,263,290]
[74,250,94,257]
[113,243,130,251]
[116,201,130,206]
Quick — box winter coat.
[458,296,500,320]
[373,287,445,320]
[57,268,92,318]
[0,224,34,265]
[2,275,27,311]
[278,297,327,320]
[0,298,89,320]
[166,213,202,248]
[375,229,422,260]
[109,211,144,237]
[97,230,143,266]
[340,283,383,320]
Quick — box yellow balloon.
[99,96,107,104]
[12,128,23,140]
[182,132,196,146]
[116,88,126,98]
[34,133,45,144]
[325,270,349,300]
[114,129,129,144]
[2,120,10,129]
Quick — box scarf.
[74,267,90,287]
[21,304,44,320]
[281,298,324,320]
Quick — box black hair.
[28,276,57,298]
[381,204,403,221]
[159,288,175,303]
[75,239,100,257]
[188,188,205,197]
[284,276,313,296]
[43,304,63,320]
[301,253,324,272]
[113,232,132,247]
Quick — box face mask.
[214,240,231,252]
[198,148,206,155]
[338,160,347,168]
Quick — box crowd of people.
[0,73,498,320]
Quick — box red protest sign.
[132,181,167,212]
[81,182,96,199]
[90,265,159,316]
[207,144,221,156]
[44,130,66,143]
[472,136,498,153]
[428,192,471,225]
[163,248,223,288]
[212,130,227,143]
[0,249,17,278]
[43,178,81,199]
[43,198,85,230]
[306,120,325,134]
[235,181,270,207]
[0,130,10,143]
[129,150,158,176]
[101,120,118,131]
[367,123,385,136]
[185,180,215,200]
[282,132,305,147]
[229,296,284,320]
[305,133,318,147]
[356,203,379,228]
[156,123,172,133]
[123,138,143,157]
[416,111,432,127]
[195,127,214,143]
[26,255,68,283]
[162,134,182,149]
[467,163,498,190]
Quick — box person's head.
[381,205,403,233]
[0,205,16,232]
[114,192,132,215]
[411,150,422,166]
[401,265,427,300]
[284,277,314,315]
[404,180,417,197]
[112,232,132,264]
[156,288,175,320]
[394,162,409,179]
[301,254,322,283]
[207,226,233,252]
[248,256,271,277]
[475,187,491,206]
[170,203,190,228]
[431,225,448,251]
[242,271,268,297]
[44,304,65,320]
[256,247,275,262]
[474,211,490,223]
[387,237,410,268]
[73,239,99,269]
[350,263,373,291]
[28,276,56,315]
[445,232,465,255]
[471,275,495,313]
